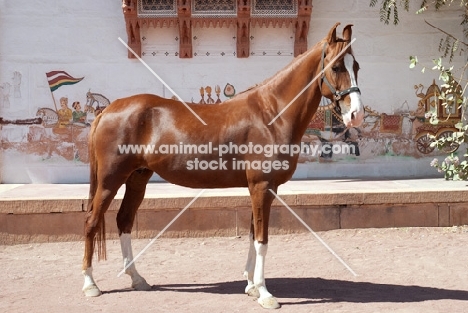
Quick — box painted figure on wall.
[72,101,87,124]
[57,97,72,128]
[0,71,22,109]
[1,82,11,108]
[12,71,21,98]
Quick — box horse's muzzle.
[344,109,364,128]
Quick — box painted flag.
[46,71,84,92]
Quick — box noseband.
[320,43,360,101]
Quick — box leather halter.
[319,43,360,101]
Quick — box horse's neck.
[256,44,323,143]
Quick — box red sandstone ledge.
[1,179,467,244]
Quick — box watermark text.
[117,142,355,173]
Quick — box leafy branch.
[370,0,468,180]
[370,0,468,27]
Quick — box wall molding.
[122,0,312,58]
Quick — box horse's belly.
[144,154,245,188]
[156,168,249,189]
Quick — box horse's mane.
[232,38,329,98]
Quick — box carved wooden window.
[138,0,177,16]
[191,0,237,16]
[122,0,312,58]
[251,0,297,16]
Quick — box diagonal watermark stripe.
[117,189,206,277]
[268,38,356,125]
[118,37,207,126]
[268,188,358,277]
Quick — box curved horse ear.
[327,22,341,44]
[342,24,353,42]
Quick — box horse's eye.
[331,66,340,73]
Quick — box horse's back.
[104,94,168,112]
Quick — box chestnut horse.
[82,23,364,309]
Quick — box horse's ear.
[342,24,353,41]
[327,22,340,44]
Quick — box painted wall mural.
[299,79,461,163]
[0,72,456,183]
[1,70,111,167]
[1,0,464,184]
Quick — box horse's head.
[86,90,93,106]
[319,23,364,128]
[36,108,47,119]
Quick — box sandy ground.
[2,227,468,313]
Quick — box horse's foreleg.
[254,240,281,309]
[244,228,259,297]
[117,169,153,291]
[247,182,280,309]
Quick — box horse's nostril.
[350,111,357,120]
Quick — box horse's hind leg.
[82,173,127,297]
[117,168,153,291]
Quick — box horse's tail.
[87,113,107,261]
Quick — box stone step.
[1,179,467,245]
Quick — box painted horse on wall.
[81,23,364,309]
[85,90,110,116]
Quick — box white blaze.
[342,53,364,127]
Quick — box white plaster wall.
[0,0,465,183]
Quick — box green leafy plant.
[370,0,468,29]
[430,151,468,180]
[371,0,468,180]
[410,56,467,179]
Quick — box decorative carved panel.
[192,0,236,16]
[122,0,312,58]
[251,0,296,16]
[138,0,177,16]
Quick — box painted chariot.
[412,80,462,154]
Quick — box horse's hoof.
[245,285,260,298]
[132,279,151,291]
[83,285,102,297]
[258,296,281,309]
